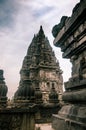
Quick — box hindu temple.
[0,0,86,129]
[14,26,63,123]
[0,26,63,130]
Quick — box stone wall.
[0,106,36,130]
[52,0,86,130]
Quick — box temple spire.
[39,25,43,33]
[38,25,45,38]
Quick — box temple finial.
[38,25,44,36]
[40,25,43,30]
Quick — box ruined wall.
[0,107,35,130]
[52,0,86,130]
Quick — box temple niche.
[52,0,86,130]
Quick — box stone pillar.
[21,113,35,130]
[29,114,35,130]
[21,113,34,130]
[52,0,86,130]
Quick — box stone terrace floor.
[35,123,54,130]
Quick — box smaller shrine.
[0,69,36,130]
[0,69,8,107]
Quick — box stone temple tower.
[0,70,8,107]
[14,26,63,104]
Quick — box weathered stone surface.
[52,0,86,130]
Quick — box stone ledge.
[62,89,86,102]
[53,0,86,47]
[52,104,86,130]
[65,78,86,90]
[0,104,37,113]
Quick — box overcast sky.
[0,0,80,98]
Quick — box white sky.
[0,0,80,98]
